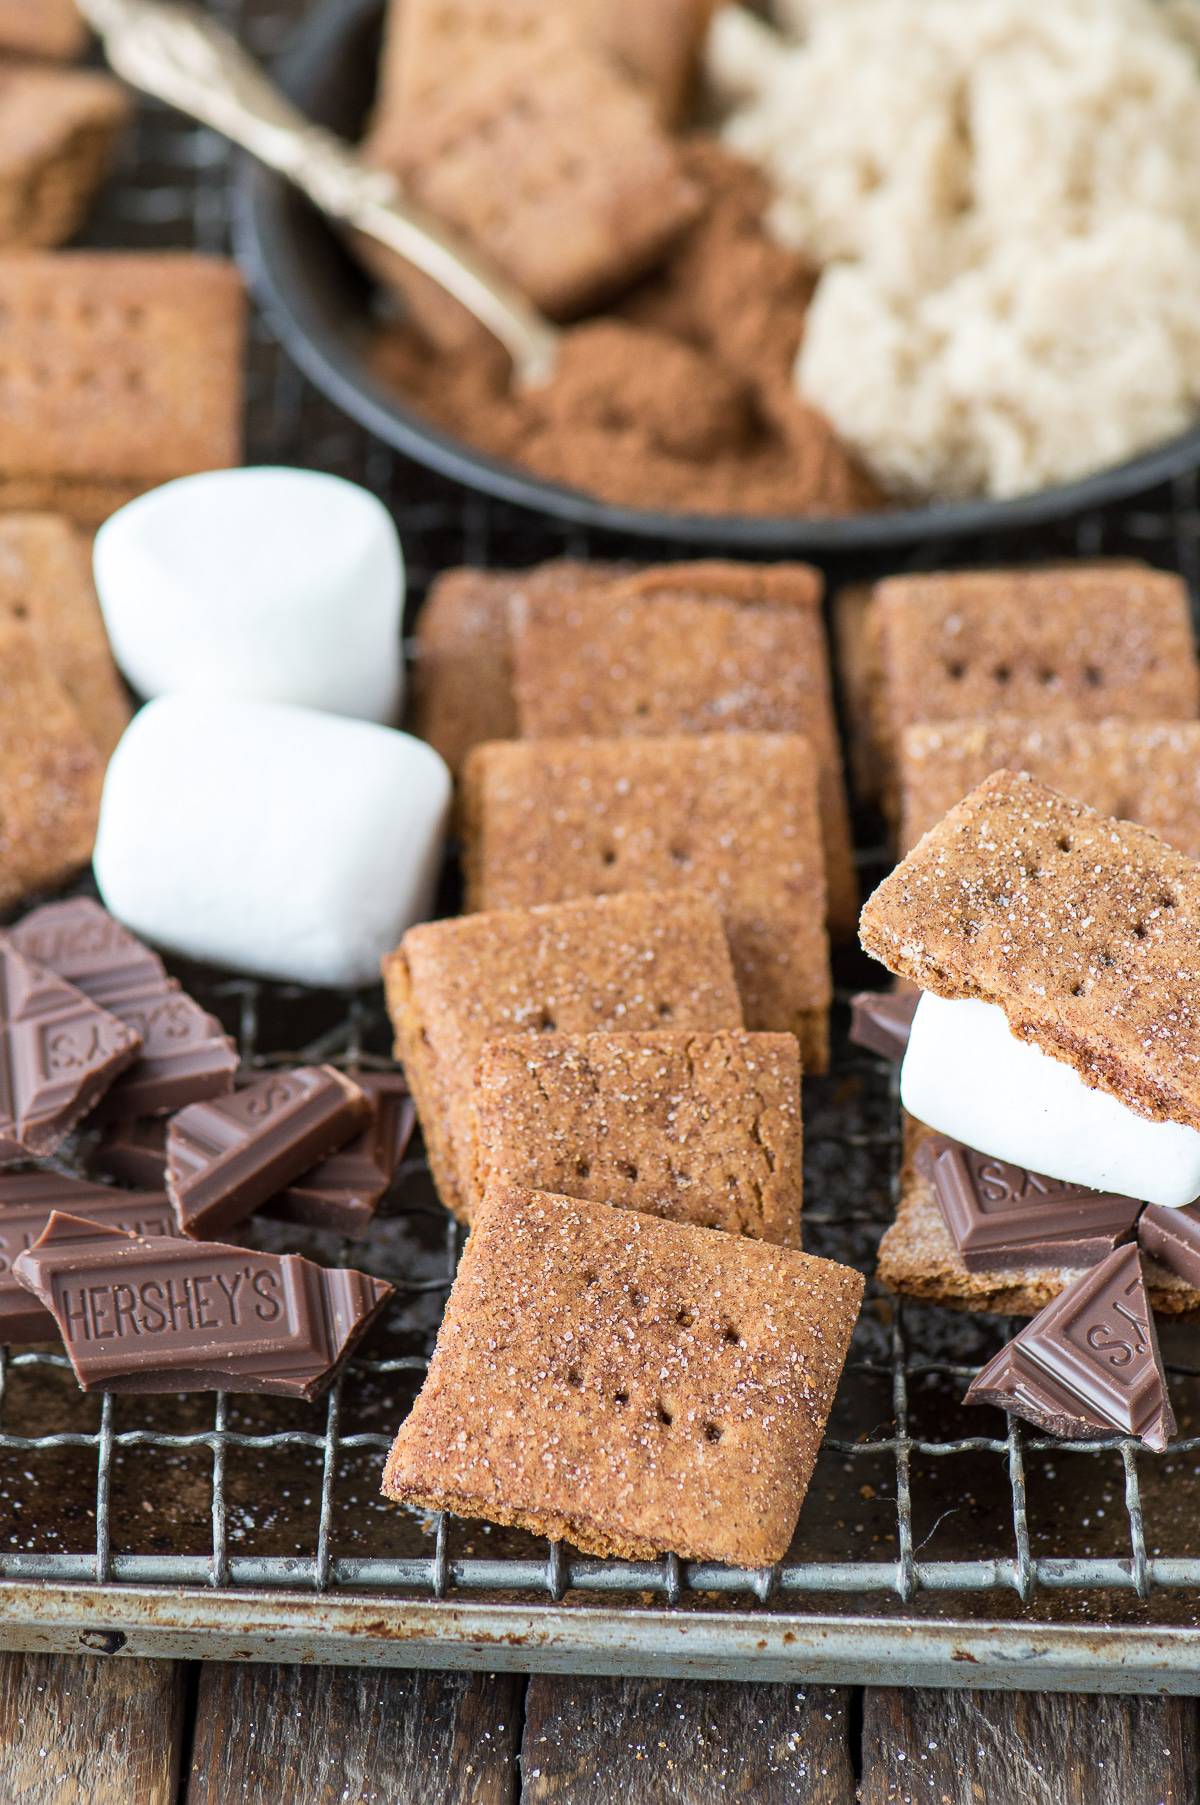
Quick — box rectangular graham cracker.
[511,574,857,936]
[461,733,831,1067]
[0,513,129,756]
[371,17,701,320]
[0,66,130,249]
[0,0,86,60]
[0,618,104,908]
[470,1029,803,1239]
[860,769,1200,1131]
[384,890,744,1221]
[382,1184,863,1564]
[0,254,245,518]
[878,1116,1200,1320]
[831,581,880,802]
[411,560,628,776]
[898,719,1200,858]
[865,564,1198,810]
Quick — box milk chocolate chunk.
[916,1134,1144,1272]
[965,1245,1175,1450]
[849,990,918,1063]
[263,1074,416,1238]
[91,1116,167,1189]
[0,938,140,1159]
[167,1066,370,1239]
[13,1212,393,1399]
[0,1172,173,1341]
[1139,1203,1200,1288]
[9,899,237,1117]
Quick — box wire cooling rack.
[3,0,1200,1688]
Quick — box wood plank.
[186,1663,522,1805]
[861,1687,1200,1805]
[521,1676,855,1804]
[0,1652,185,1805]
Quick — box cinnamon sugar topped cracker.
[860,769,1200,1131]
[461,733,831,1066]
[381,1184,862,1564]
[0,514,129,757]
[868,566,1197,796]
[0,0,87,60]
[0,254,245,514]
[471,1029,803,1241]
[384,890,743,1221]
[511,575,856,936]
[0,66,129,249]
[899,719,1200,858]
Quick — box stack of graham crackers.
[381,557,866,1567]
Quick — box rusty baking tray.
[4,0,1200,1691]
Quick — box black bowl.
[234,0,1200,552]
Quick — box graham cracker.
[384,890,743,1221]
[867,565,1197,811]
[831,582,881,802]
[0,254,245,502]
[411,559,628,777]
[0,65,130,248]
[860,769,1200,1132]
[0,513,129,756]
[511,576,856,937]
[369,17,701,319]
[0,476,142,532]
[0,0,86,60]
[0,618,104,908]
[381,1183,863,1564]
[471,1029,803,1239]
[878,1116,1200,1320]
[898,719,1200,858]
[461,733,831,1067]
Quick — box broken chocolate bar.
[13,1212,393,1398]
[1139,1203,1200,1289]
[849,990,918,1063]
[90,1116,167,1189]
[10,899,237,1117]
[965,1245,1175,1450]
[0,1171,174,1341]
[916,1134,1144,1272]
[167,1066,370,1238]
[0,937,140,1159]
[263,1073,416,1238]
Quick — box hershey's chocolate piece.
[0,937,141,1158]
[1139,1203,1200,1288]
[167,1066,370,1239]
[263,1073,416,1239]
[849,989,918,1063]
[965,1245,1175,1450]
[0,1171,173,1341]
[915,1133,1143,1272]
[91,1116,168,1189]
[13,1212,393,1398]
[9,899,237,1117]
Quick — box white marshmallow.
[93,696,450,988]
[901,992,1200,1209]
[93,468,405,724]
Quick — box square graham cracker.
[865,564,1197,811]
[461,733,831,1066]
[0,66,129,250]
[0,513,128,756]
[0,254,245,509]
[0,0,86,60]
[384,890,743,1221]
[470,1029,803,1240]
[878,1116,1200,1320]
[898,719,1200,859]
[0,618,104,908]
[860,770,1200,1131]
[373,18,701,319]
[511,576,856,936]
[381,1184,863,1564]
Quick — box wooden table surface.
[1,1655,1195,1803]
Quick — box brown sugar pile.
[369,141,883,517]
